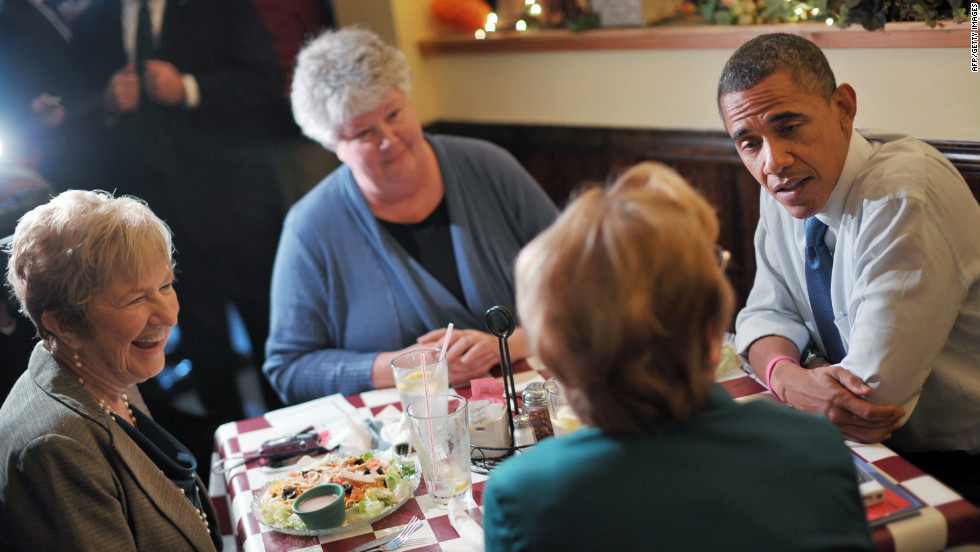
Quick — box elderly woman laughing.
[0,190,221,551]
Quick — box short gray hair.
[5,189,174,341]
[717,33,836,110]
[291,26,413,150]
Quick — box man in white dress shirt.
[719,33,979,505]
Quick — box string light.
[516,19,528,31]
[475,29,486,39]
[529,3,542,16]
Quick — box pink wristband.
[765,355,799,403]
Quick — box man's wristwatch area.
[800,347,821,368]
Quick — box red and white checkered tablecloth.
[719,375,980,552]
[208,362,980,552]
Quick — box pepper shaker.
[521,382,555,441]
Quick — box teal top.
[482,384,874,552]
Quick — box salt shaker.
[521,382,554,441]
[512,412,536,452]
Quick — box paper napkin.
[377,405,414,455]
[331,413,373,455]
[448,499,485,551]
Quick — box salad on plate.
[715,333,746,381]
[254,450,418,534]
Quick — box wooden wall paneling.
[928,139,980,200]
[424,122,980,322]
[425,122,765,313]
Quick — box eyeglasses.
[714,245,731,272]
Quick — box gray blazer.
[0,343,219,551]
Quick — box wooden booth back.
[425,122,980,320]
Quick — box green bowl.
[291,483,346,530]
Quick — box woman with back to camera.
[0,190,221,551]
[482,162,874,551]
[264,26,558,404]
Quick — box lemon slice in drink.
[437,465,470,494]
[395,370,438,393]
[552,405,581,432]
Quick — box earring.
[73,350,82,370]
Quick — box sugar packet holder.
[468,377,512,458]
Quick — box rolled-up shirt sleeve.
[840,192,973,413]
[735,196,812,357]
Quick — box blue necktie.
[804,217,846,364]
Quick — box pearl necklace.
[76,384,210,532]
[77,376,136,427]
[72,351,135,427]
[71,353,209,533]
[190,485,210,529]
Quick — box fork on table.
[362,516,423,552]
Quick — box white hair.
[290,26,413,150]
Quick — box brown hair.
[515,162,734,432]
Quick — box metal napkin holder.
[470,305,533,474]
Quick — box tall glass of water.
[405,393,472,508]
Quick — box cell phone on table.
[854,458,886,508]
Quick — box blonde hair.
[5,190,174,341]
[515,162,734,432]
[610,163,720,241]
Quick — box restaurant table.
[209,360,980,552]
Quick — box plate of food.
[251,449,420,536]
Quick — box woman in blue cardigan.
[482,162,874,552]
[264,27,558,404]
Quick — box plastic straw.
[420,354,436,462]
[419,323,454,479]
[420,354,433,416]
[439,323,454,362]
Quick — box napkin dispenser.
[469,400,511,459]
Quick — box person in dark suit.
[1,190,221,551]
[66,0,288,435]
[0,0,99,191]
[0,0,86,402]
[0,0,70,167]
[252,0,340,205]
[1,163,54,405]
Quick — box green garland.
[697,0,969,29]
